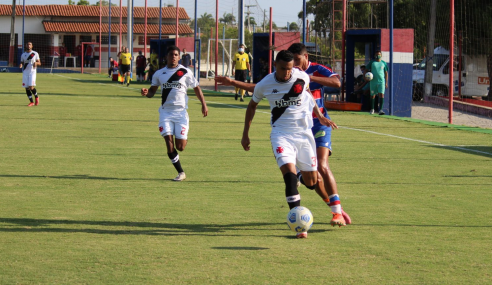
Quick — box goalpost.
[205,38,239,79]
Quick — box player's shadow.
[0,217,289,237]
[0,174,163,181]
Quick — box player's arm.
[307,88,338,130]
[35,59,41,67]
[141,85,159,98]
[385,70,389,88]
[247,62,251,75]
[231,59,236,75]
[215,76,256,93]
[193,86,208,117]
[309,75,341,88]
[242,99,259,151]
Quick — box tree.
[219,13,235,27]
[244,16,256,27]
[77,0,90,5]
[68,0,76,4]
[289,22,299,31]
[94,0,110,6]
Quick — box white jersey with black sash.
[151,64,199,112]
[252,68,314,134]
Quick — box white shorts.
[22,72,36,88]
[270,130,317,171]
[158,108,189,139]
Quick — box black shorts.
[136,67,145,76]
[235,69,247,82]
[121,64,131,74]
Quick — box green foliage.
[68,0,76,5]
[289,22,299,31]
[94,0,110,6]
[76,0,90,5]
[219,12,236,27]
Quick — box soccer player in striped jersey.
[288,43,351,227]
[141,46,208,182]
[214,45,352,227]
[242,50,337,238]
[19,42,41,107]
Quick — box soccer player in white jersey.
[19,42,41,107]
[141,46,208,181]
[241,50,337,238]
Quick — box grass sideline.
[1,73,492,284]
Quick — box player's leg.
[239,70,246,101]
[369,81,378,114]
[378,90,385,115]
[126,71,131,86]
[160,112,185,181]
[25,88,34,106]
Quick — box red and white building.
[0,4,194,67]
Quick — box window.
[139,36,167,45]
[96,35,117,45]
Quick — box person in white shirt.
[141,46,208,182]
[19,42,41,107]
[241,50,337,238]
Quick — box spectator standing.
[136,51,146,82]
[76,43,82,67]
[181,48,192,68]
[84,44,93,67]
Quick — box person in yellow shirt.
[231,44,250,102]
[119,47,133,87]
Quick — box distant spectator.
[76,43,82,67]
[181,48,191,68]
[84,43,93,67]
[136,51,146,82]
[108,57,119,78]
[59,43,66,65]
[119,47,133,87]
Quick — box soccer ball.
[365,72,373,81]
[286,206,314,233]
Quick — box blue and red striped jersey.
[304,62,340,123]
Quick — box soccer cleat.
[27,102,35,107]
[370,109,374,115]
[330,212,346,227]
[127,82,130,87]
[240,98,244,102]
[235,93,238,100]
[341,208,352,225]
[296,232,308,239]
[173,172,186,182]
[35,97,39,106]
[379,110,385,115]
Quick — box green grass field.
[1,72,492,284]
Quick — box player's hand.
[141,88,148,97]
[202,105,208,117]
[385,83,388,89]
[241,136,250,151]
[214,76,233,86]
[232,70,235,76]
[319,117,338,130]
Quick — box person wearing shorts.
[241,50,337,239]
[367,50,389,115]
[119,47,132,86]
[232,44,250,102]
[141,45,208,182]
[19,42,41,107]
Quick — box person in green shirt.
[366,51,388,115]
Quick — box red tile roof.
[42,22,193,35]
[0,4,189,19]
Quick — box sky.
[7,0,314,28]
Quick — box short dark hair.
[287,43,307,55]
[275,50,294,63]
[166,45,181,55]
[239,43,245,47]
[360,65,366,69]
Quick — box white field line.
[54,74,492,157]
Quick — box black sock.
[284,172,301,209]
[26,89,33,102]
[167,149,184,173]
[32,88,38,97]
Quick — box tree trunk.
[487,53,492,101]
